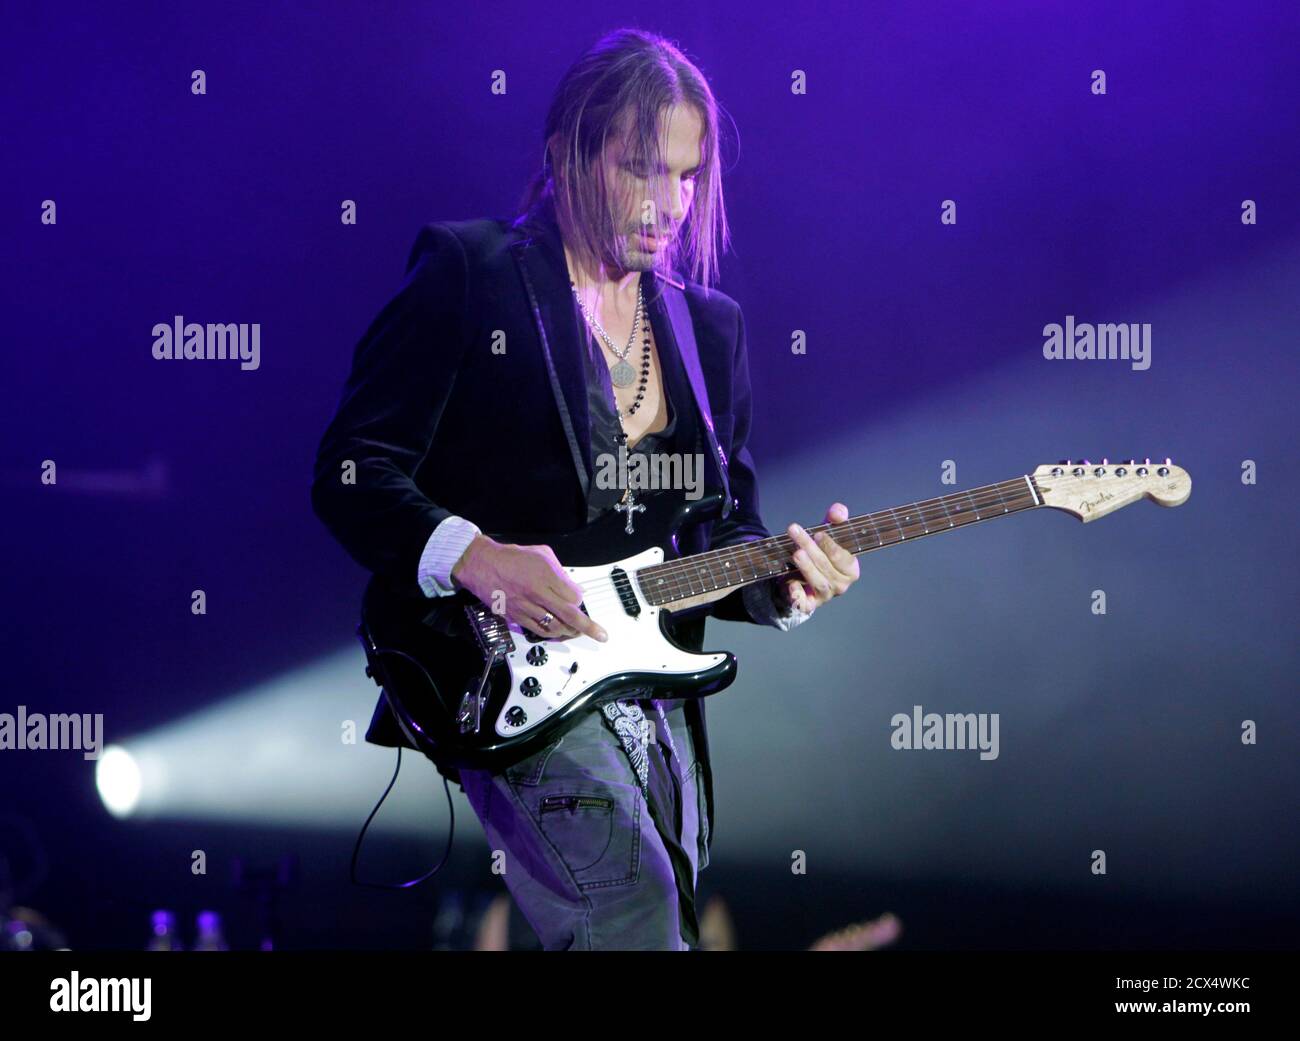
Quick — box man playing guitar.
[312,27,860,950]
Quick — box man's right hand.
[451,534,609,643]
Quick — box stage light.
[88,649,456,835]
[96,745,142,818]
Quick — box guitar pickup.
[609,568,640,617]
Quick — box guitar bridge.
[458,604,517,735]
[465,603,517,658]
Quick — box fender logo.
[1078,490,1115,514]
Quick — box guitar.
[357,459,1191,770]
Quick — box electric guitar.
[357,459,1191,770]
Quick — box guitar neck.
[635,475,1043,607]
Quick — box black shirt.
[574,280,702,948]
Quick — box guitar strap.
[658,276,734,520]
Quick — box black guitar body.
[357,489,738,771]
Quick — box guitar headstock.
[1032,459,1191,522]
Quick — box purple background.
[2,1,1297,949]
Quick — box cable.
[349,746,456,890]
[349,645,460,890]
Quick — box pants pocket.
[535,786,640,889]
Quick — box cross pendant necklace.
[613,485,646,534]
[611,427,646,534]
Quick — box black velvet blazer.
[311,202,779,842]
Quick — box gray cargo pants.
[458,698,709,950]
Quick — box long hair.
[515,28,731,290]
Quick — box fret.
[887,507,906,541]
[712,553,727,587]
[936,494,955,529]
[717,548,738,587]
[635,475,1042,607]
[895,505,923,537]
[862,514,884,547]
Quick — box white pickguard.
[492,545,728,738]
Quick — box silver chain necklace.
[570,276,655,525]
[570,279,650,395]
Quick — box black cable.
[349,746,456,890]
[349,646,460,890]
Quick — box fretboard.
[635,475,1042,608]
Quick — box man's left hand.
[780,502,861,615]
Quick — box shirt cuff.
[741,577,814,631]
[417,515,482,597]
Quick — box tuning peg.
[1058,459,1071,465]
[1081,459,1091,466]
[1101,458,1109,465]
[1164,457,1172,466]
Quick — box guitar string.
[637,465,1175,592]
[571,469,1170,612]
[547,480,1039,615]
[623,487,1039,609]
[639,467,1180,597]
[491,470,1175,620]
[640,477,1034,576]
